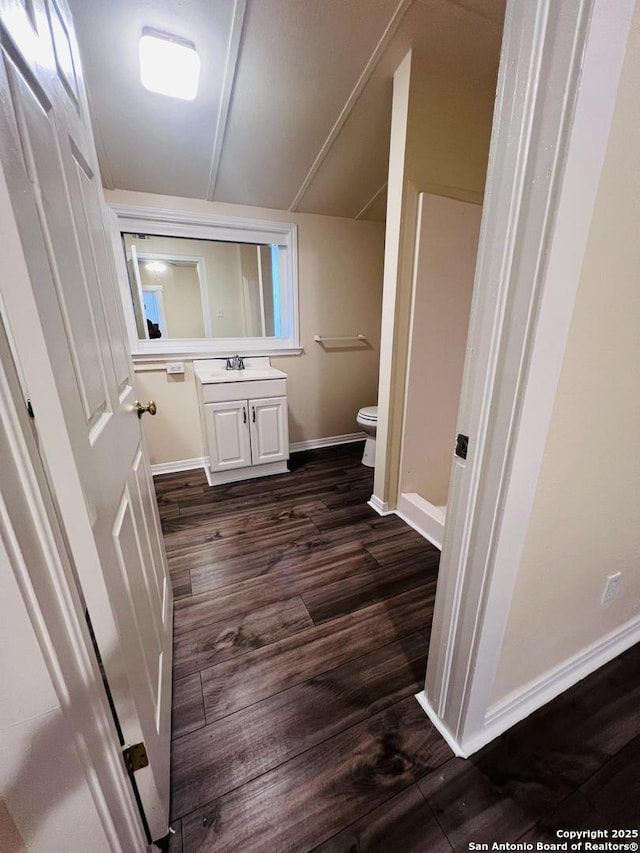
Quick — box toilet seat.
[356,406,377,468]
[357,406,378,422]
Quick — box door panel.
[1,1,56,99]
[250,396,289,465]
[112,482,163,710]
[68,136,132,392]
[206,400,252,471]
[5,57,113,429]
[65,127,132,392]
[0,0,172,839]
[131,446,165,615]
[48,0,80,104]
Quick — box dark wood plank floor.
[155,443,640,852]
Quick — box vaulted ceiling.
[68,0,505,221]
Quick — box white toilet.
[356,406,378,467]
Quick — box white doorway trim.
[420,0,636,755]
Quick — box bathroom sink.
[197,367,287,383]
[194,357,287,384]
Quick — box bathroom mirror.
[110,204,300,360]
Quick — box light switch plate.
[601,572,622,605]
[166,362,185,375]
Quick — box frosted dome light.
[139,29,200,101]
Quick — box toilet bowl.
[356,406,377,467]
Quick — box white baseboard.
[476,614,640,752]
[396,492,445,550]
[368,494,393,516]
[419,616,640,760]
[151,456,207,475]
[289,432,365,453]
[414,691,468,758]
[150,433,365,474]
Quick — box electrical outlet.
[601,572,621,605]
[166,362,185,375]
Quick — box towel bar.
[313,334,367,342]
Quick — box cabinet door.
[249,397,289,465]
[205,401,252,472]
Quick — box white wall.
[491,0,640,702]
[107,190,385,464]
[400,193,482,506]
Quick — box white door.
[250,396,289,465]
[206,400,252,471]
[0,0,172,841]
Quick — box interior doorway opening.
[397,192,483,549]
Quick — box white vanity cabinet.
[205,395,288,472]
[195,358,289,486]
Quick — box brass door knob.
[135,400,157,418]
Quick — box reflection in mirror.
[122,233,282,341]
[111,205,299,358]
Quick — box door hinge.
[26,398,35,419]
[123,741,149,774]
[455,433,469,460]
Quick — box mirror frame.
[109,203,300,361]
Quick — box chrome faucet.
[226,354,245,370]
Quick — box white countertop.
[194,357,287,384]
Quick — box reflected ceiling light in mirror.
[144,260,168,274]
[139,28,200,101]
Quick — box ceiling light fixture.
[144,260,168,274]
[139,28,200,101]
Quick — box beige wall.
[405,52,497,201]
[203,242,246,337]
[239,244,262,336]
[107,190,385,464]
[492,3,640,702]
[374,47,498,506]
[401,193,482,506]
